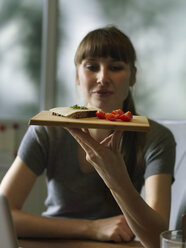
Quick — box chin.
[94,104,115,112]
[89,99,122,112]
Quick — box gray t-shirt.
[18,119,176,219]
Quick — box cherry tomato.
[96,110,106,119]
[97,109,133,122]
[119,114,130,122]
[105,113,117,121]
[112,109,124,116]
[113,114,121,119]
[125,111,133,121]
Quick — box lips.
[92,89,113,97]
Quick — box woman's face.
[76,57,136,112]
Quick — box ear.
[129,66,137,87]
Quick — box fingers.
[111,131,123,151]
[100,133,113,146]
[110,215,134,243]
[93,215,134,243]
[100,130,123,151]
[111,232,133,243]
[65,128,104,164]
[66,128,123,157]
[82,128,90,135]
[111,233,123,243]
[116,228,134,242]
[109,225,134,243]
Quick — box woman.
[0,26,175,248]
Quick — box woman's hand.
[66,128,127,190]
[90,215,134,243]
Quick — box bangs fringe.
[80,37,128,62]
[75,27,135,65]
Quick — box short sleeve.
[144,120,176,181]
[18,125,49,175]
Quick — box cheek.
[117,74,130,88]
[77,73,91,98]
[79,77,90,92]
[78,70,95,90]
[116,76,130,99]
[78,70,89,85]
[120,85,129,100]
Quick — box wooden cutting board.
[29,111,150,132]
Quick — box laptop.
[0,193,19,248]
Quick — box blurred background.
[0,0,186,170]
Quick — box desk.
[19,239,143,248]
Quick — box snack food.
[50,106,133,122]
[50,105,99,119]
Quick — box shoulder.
[26,125,67,140]
[148,119,174,135]
[143,119,176,180]
[18,126,73,175]
[20,125,73,151]
[144,119,176,165]
[146,119,176,146]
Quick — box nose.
[96,66,110,85]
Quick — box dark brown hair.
[75,26,145,192]
[122,92,146,192]
[75,26,136,67]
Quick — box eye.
[109,65,124,71]
[85,64,99,72]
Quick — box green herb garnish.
[70,104,88,110]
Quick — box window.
[56,0,186,120]
[0,0,42,120]
[0,0,43,169]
